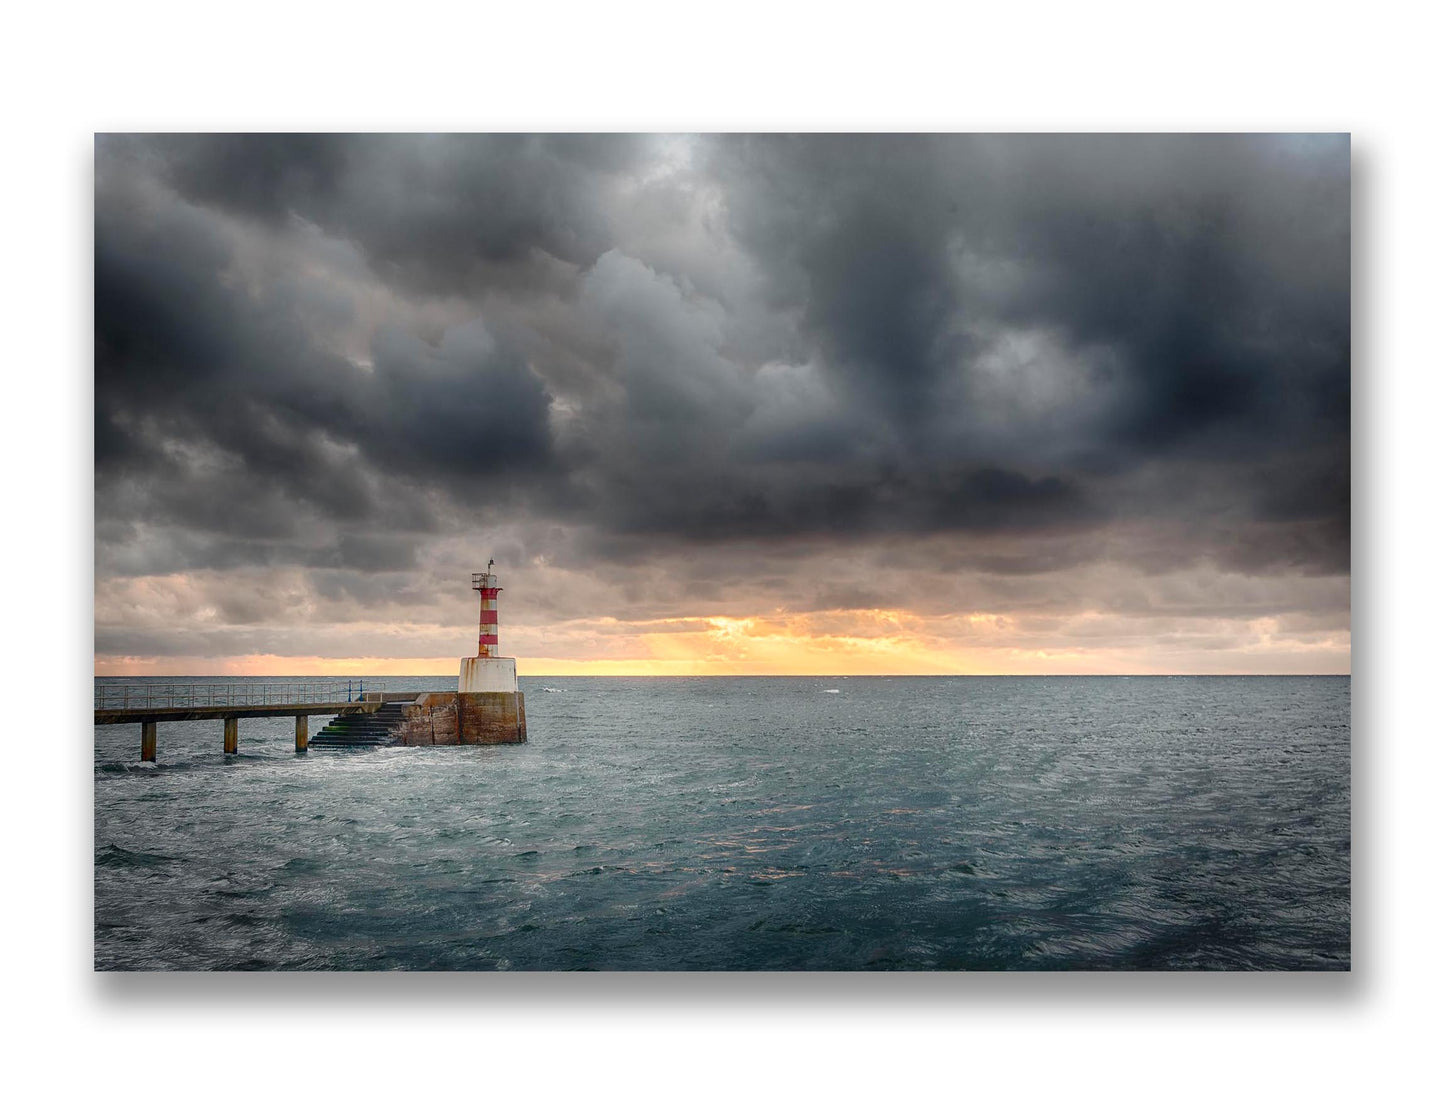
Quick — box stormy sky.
[94,134,1349,675]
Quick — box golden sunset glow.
[93,605,1350,678]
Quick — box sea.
[94,675,1350,970]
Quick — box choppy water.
[94,676,1350,970]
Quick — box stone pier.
[393,691,527,746]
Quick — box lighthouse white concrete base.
[458,656,518,694]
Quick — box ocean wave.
[95,843,180,870]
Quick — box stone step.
[309,743,393,750]
[312,701,413,749]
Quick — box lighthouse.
[326,566,526,748]
[475,557,500,657]
[452,563,527,741]
[460,562,520,694]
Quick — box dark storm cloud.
[709,134,1347,461]
[146,133,648,295]
[347,322,554,490]
[95,133,1349,590]
[95,140,559,573]
[567,461,1102,545]
[157,133,352,222]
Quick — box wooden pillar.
[141,721,157,763]
[223,716,238,754]
[295,714,308,753]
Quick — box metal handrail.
[92,679,388,711]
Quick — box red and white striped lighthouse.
[472,559,500,658]
[455,562,525,741]
[460,561,518,694]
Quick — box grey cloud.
[95,153,557,575]
[142,133,655,297]
[709,134,1348,469]
[95,134,1349,661]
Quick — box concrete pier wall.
[395,693,460,746]
[395,691,526,746]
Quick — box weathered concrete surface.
[394,691,526,745]
[459,691,527,744]
[396,693,461,746]
[458,656,518,693]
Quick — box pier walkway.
[93,681,414,761]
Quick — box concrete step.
[309,742,393,750]
[312,701,413,749]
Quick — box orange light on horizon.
[93,604,1351,677]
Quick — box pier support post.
[295,714,308,753]
[224,716,238,755]
[141,721,157,763]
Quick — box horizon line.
[92,671,1351,679]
